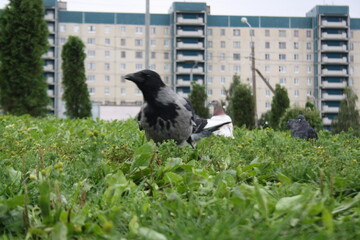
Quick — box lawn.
[0,115,359,239]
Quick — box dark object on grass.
[287,115,318,140]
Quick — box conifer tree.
[231,83,255,129]
[188,82,209,118]
[0,0,50,116]
[225,74,241,120]
[270,84,290,129]
[61,36,92,118]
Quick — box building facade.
[41,1,360,126]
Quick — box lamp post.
[241,17,257,127]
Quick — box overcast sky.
[0,0,360,17]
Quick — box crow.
[208,100,234,138]
[287,115,318,140]
[124,69,229,146]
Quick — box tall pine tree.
[0,0,50,116]
[231,83,255,129]
[61,36,92,119]
[270,84,290,129]
[225,74,241,120]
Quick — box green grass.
[0,115,359,239]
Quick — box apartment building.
[38,1,360,126]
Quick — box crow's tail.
[190,121,231,142]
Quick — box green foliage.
[0,0,50,116]
[231,83,255,129]
[279,107,323,132]
[331,87,360,136]
[188,82,209,118]
[61,36,92,119]
[258,110,271,128]
[0,115,360,239]
[270,84,290,129]
[225,74,241,119]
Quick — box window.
[73,25,79,33]
[164,40,170,47]
[164,52,169,59]
[88,25,96,33]
[220,29,226,36]
[279,30,286,37]
[150,27,156,34]
[220,41,226,48]
[220,65,226,72]
[208,77,213,84]
[208,41,213,48]
[121,88,126,95]
[136,27,143,34]
[88,88,95,95]
[294,42,299,49]
[135,64,143,70]
[120,64,126,71]
[279,42,286,49]
[207,29,213,36]
[221,89,226,96]
[164,64,170,71]
[294,30,299,37]
[233,29,240,36]
[294,66,299,73]
[307,89,312,96]
[306,54,312,61]
[306,42,312,50]
[164,27,169,35]
[105,63,110,71]
[88,63,96,70]
[121,39,126,46]
[87,38,96,45]
[60,25,66,32]
[265,54,270,60]
[307,66,312,73]
[104,75,110,82]
[105,38,110,45]
[265,42,270,49]
[233,53,241,61]
[207,89,213,96]
[150,64,156,70]
[105,87,110,96]
[207,52,213,60]
[88,50,95,57]
[294,78,299,85]
[294,89,299,97]
[307,78,312,85]
[266,102,271,109]
[121,51,126,58]
[120,26,126,33]
[294,54,299,60]
[306,30,311,38]
[221,77,226,84]
[135,39,143,46]
[220,53,226,60]
[233,41,240,48]
[135,51,143,59]
[233,65,241,73]
[87,75,95,82]
[265,29,270,37]
[279,66,286,73]
[265,65,270,73]
[208,65,213,72]
[151,40,156,47]
[105,50,110,57]
[279,54,286,60]
[151,52,156,59]
[104,26,110,33]
[279,78,286,85]
[265,89,271,97]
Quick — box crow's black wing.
[307,126,318,140]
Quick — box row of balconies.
[321,20,347,28]
[177,16,204,25]
[176,66,204,74]
[177,54,203,61]
[321,81,347,89]
[322,105,339,114]
[322,56,347,64]
[177,29,204,37]
[321,93,345,101]
[176,79,204,87]
[321,44,347,52]
[177,41,204,49]
[321,69,347,76]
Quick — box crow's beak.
[125,73,144,83]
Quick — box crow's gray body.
[287,115,318,140]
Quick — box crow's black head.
[298,115,306,122]
[125,70,165,96]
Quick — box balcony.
[321,81,347,89]
[177,16,204,25]
[321,44,347,52]
[45,14,55,21]
[177,42,204,49]
[177,66,204,74]
[177,54,203,61]
[47,89,54,97]
[321,69,347,76]
[322,93,345,101]
[176,91,189,98]
[322,105,339,113]
[44,64,54,72]
[322,56,347,64]
[48,25,55,34]
[322,117,332,125]
[321,32,347,40]
[42,51,55,59]
[321,20,347,28]
[177,29,204,37]
[176,79,204,86]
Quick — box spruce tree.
[225,74,241,120]
[0,0,50,116]
[231,83,255,129]
[270,84,290,129]
[331,87,360,135]
[61,36,92,119]
[188,82,209,118]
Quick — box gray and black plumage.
[125,69,229,146]
[287,115,318,140]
